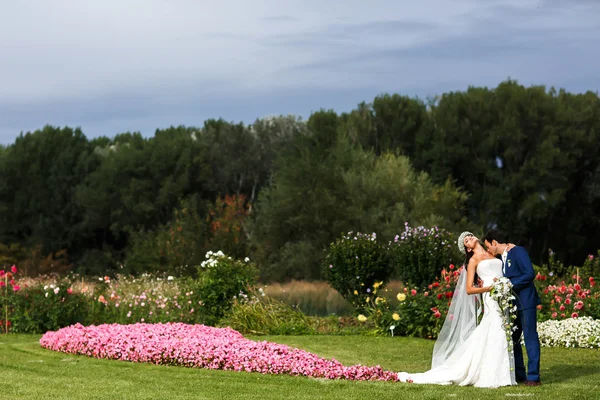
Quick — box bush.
[535,270,599,321]
[390,223,458,287]
[192,251,258,325]
[358,264,462,339]
[10,280,90,333]
[220,289,314,335]
[537,317,600,348]
[323,232,391,309]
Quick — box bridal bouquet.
[490,277,518,352]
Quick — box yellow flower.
[373,281,383,289]
[375,297,385,304]
[397,293,407,302]
[392,313,401,321]
[353,290,358,295]
[357,314,368,322]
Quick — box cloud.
[1,0,599,143]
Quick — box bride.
[397,231,516,388]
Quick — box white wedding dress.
[397,258,516,388]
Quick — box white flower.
[54,287,60,294]
[167,276,174,281]
[45,292,49,297]
[538,317,600,349]
[44,285,48,290]
[244,257,250,263]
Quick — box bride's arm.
[465,258,492,295]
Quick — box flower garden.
[1,227,599,398]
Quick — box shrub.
[537,317,600,348]
[360,264,462,339]
[390,223,457,287]
[192,251,258,325]
[220,289,314,335]
[10,280,90,333]
[323,232,391,309]
[535,270,599,321]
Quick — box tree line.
[1,79,599,280]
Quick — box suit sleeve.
[509,247,536,290]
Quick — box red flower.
[445,291,453,299]
[67,288,73,294]
[565,298,572,305]
[434,311,442,319]
[437,293,443,300]
[410,289,417,296]
[9,279,15,286]
[571,312,579,318]
[561,313,565,318]
[449,264,455,270]
[10,265,17,274]
[559,305,566,311]
[428,285,433,290]
[432,282,440,288]
[536,305,542,310]
[555,296,562,303]
[0,281,4,287]
[574,284,581,291]
[543,289,549,294]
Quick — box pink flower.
[12,285,20,292]
[0,281,5,287]
[559,305,566,311]
[0,270,4,277]
[565,298,572,305]
[449,264,455,270]
[574,284,581,291]
[410,289,417,296]
[10,265,17,274]
[434,311,441,319]
[39,323,400,382]
[424,292,429,297]
[571,312,578,318]
[551,312,557,318]
[67,288,73,294]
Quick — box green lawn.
[1,334,598,399]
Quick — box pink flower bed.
[40,323,398,381]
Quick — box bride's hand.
[484,286,492,292]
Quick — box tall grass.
[260,280,406,316]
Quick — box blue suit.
[503,246,541,382]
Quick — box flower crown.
[457,231,474,255]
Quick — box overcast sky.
[1,0,599,144]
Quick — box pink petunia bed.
[40,323,398,381]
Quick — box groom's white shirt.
[501,248,508,274]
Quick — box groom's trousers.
[512,307,541,382]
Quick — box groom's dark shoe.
[525,380,541,387]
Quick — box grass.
[261,280,407,316]
[1,333,599,399]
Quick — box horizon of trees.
[1,79,599,280]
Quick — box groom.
[484,230,541,387]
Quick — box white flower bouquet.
[490,277,518,352]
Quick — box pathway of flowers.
[40,323,399,381]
